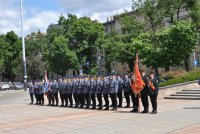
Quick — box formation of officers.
[28,70,159,114]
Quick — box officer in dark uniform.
[73,77,80,108]
[34,81,40,105]
[51,80,59,106]
[28,80,34,104]
[96,76,103,110]
[47,81,53,106]
[140,70,150,113]
[117,74,124,108]
[123,74,131,108]
[58,78,64,107]
[83,76,90,109]
[102,75,110,110]
[78,76,85,108]
[130,74,139,113]
[89,76,96,109]
[149,72,159,114]
[38,81,44,105]
[67,77,73,107]
[109,74,119,111]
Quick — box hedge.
[159,68,200,87]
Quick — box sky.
[0,0,133,36]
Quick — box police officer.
[51,80,59,106]
[123,74,131,108]
[109,74,119,111]
[47,81,53,106]
[78,76,85,108]
[39,81,45,105]
[28,80,34,104]
[83,76,90,109]
[148,72,159,114]
[130,74,139,113]
[140,70,150,113]
[34,81,40,105]
[102,75,110,110]
[73,77,80,108]
[58,78,65,107]
[96,76,103,110]
[89,76,96,109]
[117,74,124,108]
[67,77,73,108]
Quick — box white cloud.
[0,0,61,36]
[57,0,132,22]
[0,0,132,36]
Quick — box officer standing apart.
[148,72,159,114]
[109,74,119,111]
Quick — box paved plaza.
[0,90,200,134]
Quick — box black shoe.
[117,105,122,108]
[150,111,157,114]
[90,107,96,110]
[109,105,113,107]
[97,107,103,110]
[65,105,68,107]
[141,110,149,113]
[60,104,64,107]
[85,106,90,109]
[69,105,73,108]
[130,109,138,113]
[104,108,109,110]
[112,108,117,111]
[124,105,130,108]
[51,104,54,106]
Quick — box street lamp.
[20,0,27,91]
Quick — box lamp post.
[20,0,27,91]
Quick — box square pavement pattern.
[1,90,200,134]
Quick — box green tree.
[47,36,78,76]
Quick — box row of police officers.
[28,71,159,113]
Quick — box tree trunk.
[165,66,170,72]
[184,57,190,72]
[128,58,134,74]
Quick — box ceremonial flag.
[132,52,145,95]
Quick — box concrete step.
[176,91,200,94]
[164,96,200,100]
[171,94,200,97]
[182,89,200,92]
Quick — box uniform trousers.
[110,93,117,109]
[103,94,109,109]
[149,94,158,112]
[124,91,130,106]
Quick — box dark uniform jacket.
[102,79,110,94]
[109,79,119,94]
[123,78,130,92]
[149,78,159,95]
[141,75,149,94]
[83,80,90,94]
[96,80,103,94]
[117,77,124,92]
[89,80,96,94]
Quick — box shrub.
[160,68,200,87]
